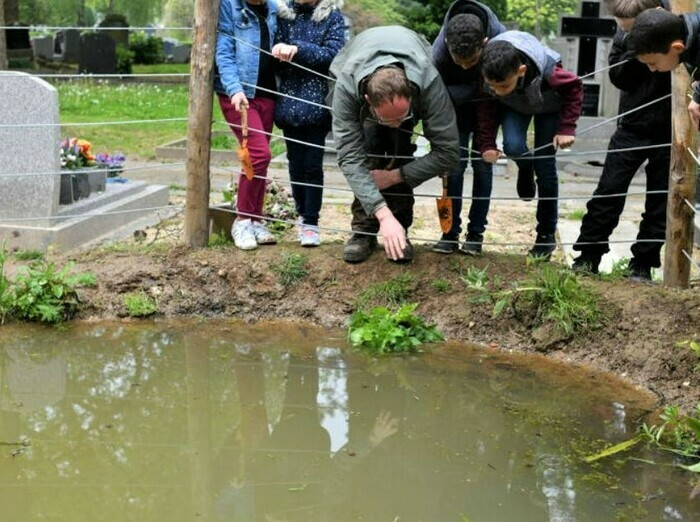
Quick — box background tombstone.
[79,32,117,74]
[5,23,32,62]
[171,43,191,64]
[0,72,61,227]
[57,29,81,63]
[98,14,130,48]
[32,35,54,61]
[162,37,179,61]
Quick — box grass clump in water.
[123,291,157,317]
[348,303,443,354]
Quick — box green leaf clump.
[348,303,443,354]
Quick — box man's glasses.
[371,106,414,127]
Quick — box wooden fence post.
[184,0,221,247]
[665,0,698,287]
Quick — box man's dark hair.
[627,8,684,55]
[365,65,413,106]
[445,14,486,59]
[481,40,522,82]
[606,0,661,19]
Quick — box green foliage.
[123,291,157,317]
[676,339,700,372]
[641,405,700,464]
[208,232,231,247]
[271,253,308,287]
[598,257,631,281]
[348,303,444,354]
[129,32,164,65]
[11,261,92,324]
[356,272,414,310]
[0,244,12,323]
[13,250,44,261]
[564,209,586,221]
[211,134,237,150]
[506,0,579,38]
[460,265,490,291]
[494,266,602,336]
[431,278,451,293]
[115,43,134,75]
[21,0,167,28]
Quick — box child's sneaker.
[251,221,277,245]
[232,219,257,250]
[300,225,320,247]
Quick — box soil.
[7,201,700,414]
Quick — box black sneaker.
[343,233,378,263]
[390,239,414,264]
[432,235,458,254]
[459,232,483,256]
[516,166,536,201]
[572,253,601,274]
[628,258,652,282]
[527,233,556,261]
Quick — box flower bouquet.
[59,138,96,170]
[58,138,126,204]
[95,152,126,178]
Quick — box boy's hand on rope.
[553,134,575,150]
[481,149,501,164]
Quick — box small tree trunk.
[184,0,221,247]
[664,0,697,287]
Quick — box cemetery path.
[53,210,700,415]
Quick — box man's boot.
[343,233,378,263]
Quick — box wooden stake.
[184,0,221,247]
[665,0,697,287]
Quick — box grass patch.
[123,291,157,317]
[132,63,190,75]
[13,250,44,261]
[431,278,452,293]
[348,303,443,354]
[564,209,586,221]
[271,252,308,287]
[356,272,413,310]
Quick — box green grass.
[123,291,157,317]
[132,64,190,75]
[271,253,308,287]
[356,273,414,310]
[564,209,586,221]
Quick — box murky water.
[0,319,698,521]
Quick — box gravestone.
[79,33,117,74]
[162,37,179,59]
[56,29,81,63]
[171,44,191,64]
[559,0,617,116]
[32,36,54,60]
[5,24,32,61]
[0,72,61,226]
[98,14,130,48]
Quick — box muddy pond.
[0,319,698,521]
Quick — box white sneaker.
[232,219,257,250]
[251,221,277,245]
[300,225,320,247]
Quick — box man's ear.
[670,40,686,55]
[364,94,370,104]
[517,64,527,77]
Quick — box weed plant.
[123,292,157,317]
[356,272,413,310]
[13,250,44,261]
[348,303,444,354]
[677,339,700,371]
[431,278,451,293]
[494,266,602,336]
[0,245,11,322]
[272,253,308,287]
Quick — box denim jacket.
[215,0,279,98]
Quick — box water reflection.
[0,320,697,521]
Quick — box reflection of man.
[330,26,460,264]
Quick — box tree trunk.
[664,0,697,287]
[0,0,7,70]
[4,0,18,23]
[184,0,221,247]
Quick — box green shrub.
[348,303,443,354]
[123,291,157,317]
[116,44,134,75]
[129,32,164,65]
[0,244,11,323]
[11,261,93,324]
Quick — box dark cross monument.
[79,32,117,74]
[560,0,617,116]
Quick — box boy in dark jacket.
[572,0,670,281]
[431,0,506,256]
[627,7,700,127]
[477,31,583,260]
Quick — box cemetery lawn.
[56,80,191,160]
[34,227,700,415]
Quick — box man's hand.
[481,149,501,164]
[271,43,298,62]
[231,92,249,112]
[553,134,575,149]
[375,206,406,261]
[371,168,402,190]
[689,100,700,130]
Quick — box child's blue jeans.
[500,108,560,236]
